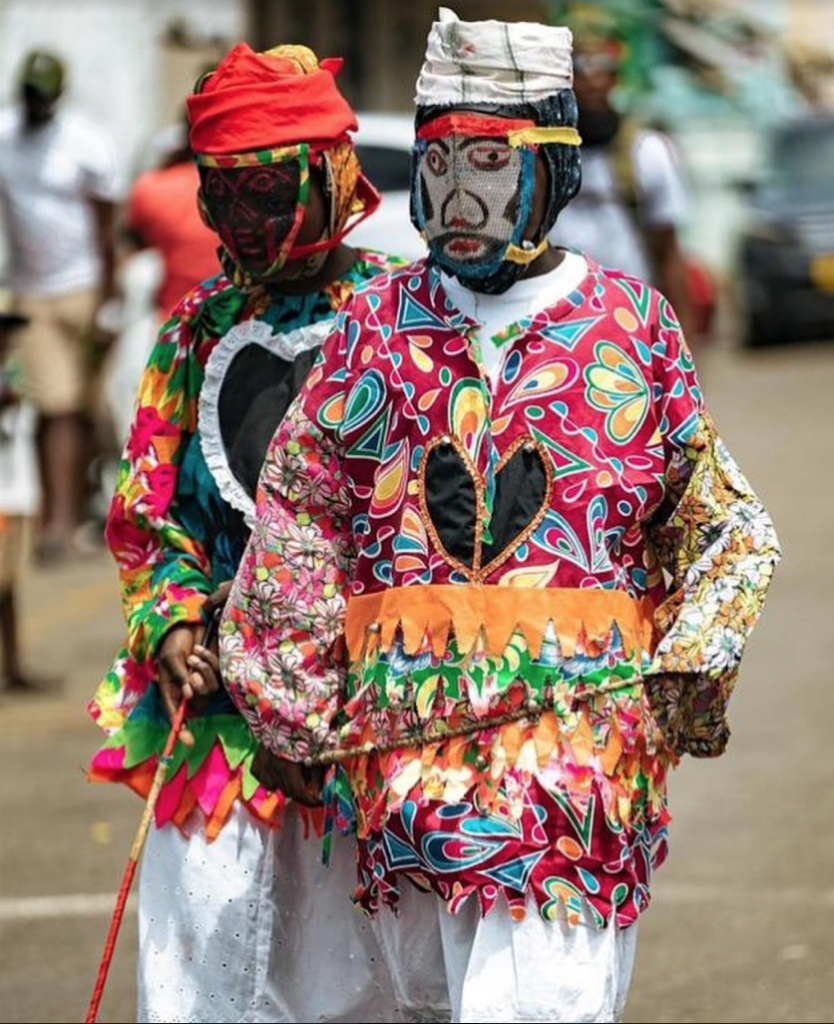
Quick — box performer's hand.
[156,623,204,746]
[187,644,222,695]
[252,745,325,807]
[198,580,234,659]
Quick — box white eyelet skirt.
[137,804,450,1023]
[138,803,636,1024]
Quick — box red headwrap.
[187,43,358,155]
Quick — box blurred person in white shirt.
[552,21,702,343]
[0,50,121,562]
[0,292,50,693]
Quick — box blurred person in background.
[88,42,430,1024]
[0,291,49,693]
[101,109,222,446]
[220,9,779,1023]
[123,110,221,322]
[553,15,711,344]
[0,50,120,563]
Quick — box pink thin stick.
[84,701,188,1023]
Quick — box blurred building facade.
[2,0,831,169]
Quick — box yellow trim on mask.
[505,238,550,265]
[507,127,582,148]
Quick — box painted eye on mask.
[204,175,231,200]
[426,146,448,177]
[246,169,281,194]
[467,142,513,171]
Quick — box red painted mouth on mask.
[235,244,268,258]
[444,237,489,260]
[224,229,264,257]
[226,224,290,268]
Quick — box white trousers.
[137,805,448,1023]
[138,805,635,1024]
[375,888,638,1024]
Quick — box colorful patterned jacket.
[221,257,780,923]
[88,252,400,839]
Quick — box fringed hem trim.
[345,585,656,663]
[89,741,327,841]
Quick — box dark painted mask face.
[199,161,303,278]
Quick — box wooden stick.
[305,700,544,767]
[84,701,188,1023]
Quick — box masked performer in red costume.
[221,12,780,1024]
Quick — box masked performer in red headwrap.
[220,12,780,1023]
[87,44,430,1024]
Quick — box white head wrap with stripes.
[415,7,574,107]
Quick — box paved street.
[0,339,832,1024]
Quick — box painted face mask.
[197,141,381,289]
[411,114,581,290]
[198,145,311,284]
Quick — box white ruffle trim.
[199,317,332,525]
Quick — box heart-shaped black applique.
[220,344,318,500]
[419,434,552,580]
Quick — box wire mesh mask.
[412,96,582,295]
[412,118,537,286]
[197,141,379,291]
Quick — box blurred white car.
[351,111,426,263]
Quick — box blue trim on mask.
[410,138,429,232]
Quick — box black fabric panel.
[219,345,319,500]
[481,445,548,566]
[424,443,477,569]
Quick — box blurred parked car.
[738,115,834,347]
[351,112,426,263]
